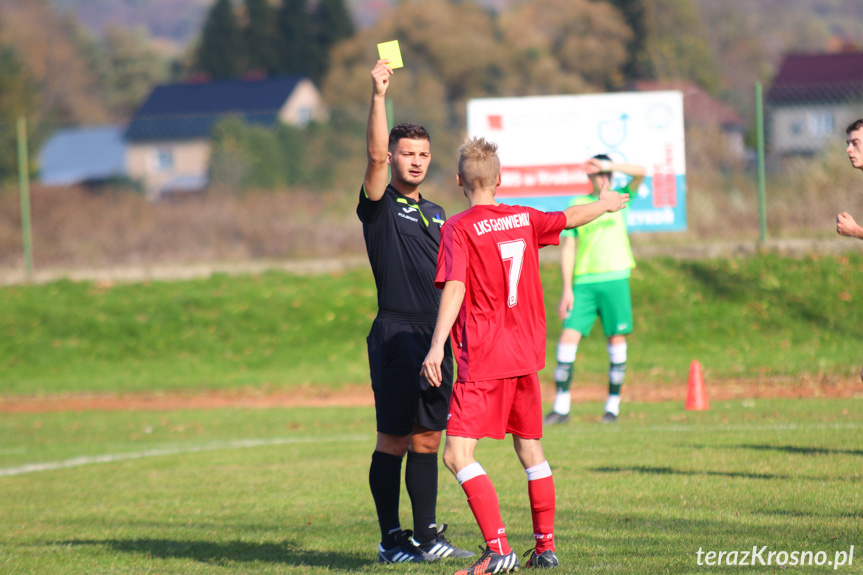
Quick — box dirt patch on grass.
[2,374,862,414]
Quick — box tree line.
[1,0,861,186]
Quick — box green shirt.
[561,185,635,284]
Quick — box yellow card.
[377,40,404,69]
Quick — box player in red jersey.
[421,137,629,574]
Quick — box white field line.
[2,421,860,478]
[0,434,370,477]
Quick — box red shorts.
[446,373,543,440]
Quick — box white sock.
[553,391,571,415]
[557,343,578,364]
[605,394,621,416]
[525,461,553,481]
[607,342,627,364]
[455,462,486,485]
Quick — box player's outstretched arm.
[837,212,863,240]
[363,60,393,202]
[421,280,466,387]
[563,181,629,230]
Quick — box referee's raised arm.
[363,60,393,202]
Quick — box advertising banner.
[466,91,687,232]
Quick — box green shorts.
[563,278,633,338]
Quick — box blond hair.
[458,137,500,191]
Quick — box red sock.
[461,474,511,555]
[528,475,555,553]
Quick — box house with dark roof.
[766,51,863,157]
[125,75,327,199]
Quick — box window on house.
[808,111,834,136]
[156,149,174,172]
[790,119,805,136]
[296,106,312,127]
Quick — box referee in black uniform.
[358,59,473,564]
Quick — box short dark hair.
[847,119,863,135]
[389,123,430,151]
[591,153,613,175]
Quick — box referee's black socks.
[369,451,403,548]
[406,450,439,543]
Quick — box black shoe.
[543,411,570,425]
[418,524,476,559]
[454,545,519,574]
[524,547,560,568]
[601,411,618,423]
[377,529,440,563]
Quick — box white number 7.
[499,239,526,307]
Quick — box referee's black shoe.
[377,530,440,564]
[418,524,476,559]
[524,547,560,568]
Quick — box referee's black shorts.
[366,311,453,436]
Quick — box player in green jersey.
[544,154,646,424]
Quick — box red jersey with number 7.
[436,204,567,382]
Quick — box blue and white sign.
[467,91,687,232]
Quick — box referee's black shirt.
[357,184,447,317]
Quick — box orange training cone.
[685,360,709,411]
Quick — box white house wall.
[769,103,862,156]
[278,79,329,126]
[126,139,211,200]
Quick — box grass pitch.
[3,253,863,396]
[2,398,861,574]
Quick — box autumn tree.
[608,0,722,92]
[608,0,649,80]
[500,0,632,92]
[325,0,632,115]
[97,25,167,118]
[0,0,108,124]
[694,1,771,117]
[323,0,633,189]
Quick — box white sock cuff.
[552,391,571,415]
[608,342,627,364]
[525,461,552,481]
[557,343,578,364]
[456,462,486,485]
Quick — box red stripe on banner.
[652,144,677,208]
[498,164,593,197]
